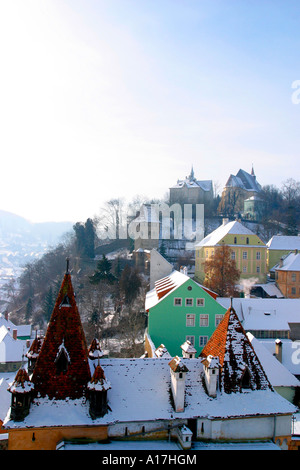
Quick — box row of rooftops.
[1,267,297,430]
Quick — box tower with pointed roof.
[8,366,34,421]
[200,305,272,395]
[31,260,91,400]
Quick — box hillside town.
[1,167,300,452]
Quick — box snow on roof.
[171,179,212,192]
[253,283,284,298]
[0,326,28,363]
[275,251,300,272]
[247,334,300,387]
[217,298,300,331]
[3,358,295,429]
[259,339,300,377]
[267,236,300,250]
[195,220,263,248]
[0,378,11,422]
[0,314,31,338]
[145,270,189,310]
[225,170,261,193]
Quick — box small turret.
[8,366,34,421]
[25,331,43,375]
[88,338,104,360]
[87,362,111,419]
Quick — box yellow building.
[195,219,267,284]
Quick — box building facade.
[145,270,227,356]
[195,219,267,284]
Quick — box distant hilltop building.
[218,167,262,218]
[169,167,213,213]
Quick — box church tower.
[31,260,91,400]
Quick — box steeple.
[200,306,271,394]
[31,264,91,400]
[189,165,195,181]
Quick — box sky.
[0,0,300,223]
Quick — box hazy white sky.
[0,0,300,223]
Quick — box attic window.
[264,312,271,316]
[55,341,70,375]
[241,368,251,389]
[60,295,71,308]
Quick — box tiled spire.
[200,306,272,394]
[31,265,91,399]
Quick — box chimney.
[13,329,18,340]
[222,218,229,226]
[4,312,8,321]
[201,355,220,398]
[275,339,282,363]
[180,266,188,276]
[169,356,189,412]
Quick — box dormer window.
[60,295,71,308]
[241,368,251,389]
[55,340,70,375]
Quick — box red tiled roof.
[200,306,272,394]
[31,273,91,399]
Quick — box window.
[185,298,193,307]
[199,336,208,347]
[174,298,182,306]
[246,237,249,245]
[186,335,195,345]
[205,250,209,258]
[215,314,224,327]
[231,251,236,260]
[256,251,261,260]
[241,368,251,389]
[291,287,296,295]
[196,298,205,307]
[234,237,237,244]
[292,273,297,282]
[256,266,260,273]
[200,314,209,327]
[243,266,247,273]
[243,251,247,260]
[186,314,195,327]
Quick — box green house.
[145,270,227,357]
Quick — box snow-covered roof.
[145,270,189,310]
[259,339,300,377]
[3,357,295,429]
[267,236,300,250]
[275,251,300,272]
[247,334,300,387]
[0,314,31,338]
[217,298,300,332]
[0,326,28,363]
[0,378,11,422]
[171,179,212,192]
[195,220,264,248]
[225,169,261,193]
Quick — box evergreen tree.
[84,218,95,258]
[89,255,116,285]
[25,297,33,322]
[43,286,54,322]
